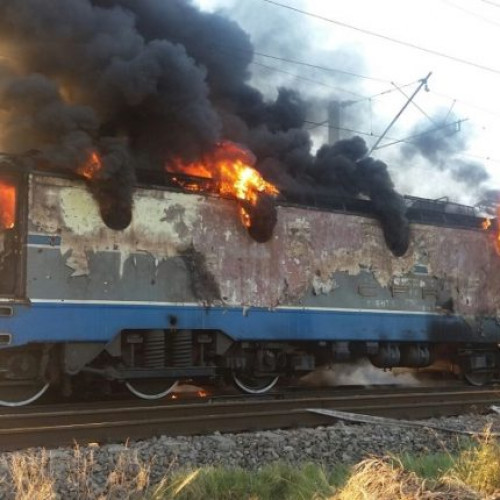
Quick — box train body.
[0,161,499,403]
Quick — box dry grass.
[0,429,499,499]
[449,428,500,496]
[334,431,500,500]
[334,457,479,500]
[0,446,157,500]
[3,450,54,500]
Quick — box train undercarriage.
[0,329,499,406]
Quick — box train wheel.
[232,372,279,394]
[463,371,493,386]
[0,380,50,407]
[125,379,180,400]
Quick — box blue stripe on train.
[0,301,496,348]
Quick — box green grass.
[397,450,455,479]
[155,463,345,500]
[452,434,500,495]
[3,434,500,499]
[151,439,500,499]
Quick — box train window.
[0,177,19,297]
[0,180,16,230]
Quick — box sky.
[193,0,500,204]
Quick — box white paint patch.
[31,177,202,277]
[312,273,336,295]
[59,188,100,234]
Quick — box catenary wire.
[205,39,393,83]
[250,61,366,98]
[478,0,500,8]
[206,40,424,89]
[252,60,423,104]
[391,82,438,126]
[262,0,500,76]
[430,90,500,120]
[349,79,421,104]
[252,49,390,83]
[303,119,500,164]
[440,0,500,28]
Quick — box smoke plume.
[0,0,408,252]
[402,114,490,192]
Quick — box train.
[0,155,499,406]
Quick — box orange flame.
[168,141,279,227]
[482,218,492,230]
[168,389,209,400]
[496,207,500,255]
[0,180,16,230]
[78,151,102,180]
[482,209,500,255]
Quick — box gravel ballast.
[0,412,499,498]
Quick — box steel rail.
[0,386,498,451]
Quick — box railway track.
[0,385,499,451]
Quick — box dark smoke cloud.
[311,137,409,256]
[477,189,500,216]
[402,113,489,187]
[0,0,408,253]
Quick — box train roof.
[0,154,493,232]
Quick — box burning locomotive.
[0,0,499,405]
[0,148,499,405]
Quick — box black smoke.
[311,137,409,256]
[242,193,278,244]
[477,189,500,216]
[0,0,408,253]
[402,114,490,187]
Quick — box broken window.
[0,180,16,230]
[0,178,18,296]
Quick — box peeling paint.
[30,177,201,277]
[27,175,500,316]
[312,272,336,295]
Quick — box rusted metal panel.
[27,174,500,318]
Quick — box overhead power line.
[304,118,464,150]
[478,0,500,8]
[304,118,464,146]
[391,81,438,126]
[374,119,468,150]
[262,0,500,76]
[250,61,366,98]
[368,73,432,155]
[305,119,500,164]
[252,50,390,83]
[350,79,421,104]
[206,40,396,83]
[431,89,500,120]
[441,0,500,28]
[252,60,423,103]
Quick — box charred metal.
[0,162,495,405]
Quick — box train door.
[0,173,23,298]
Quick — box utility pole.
[328,101,341,145]
[367,71,432,156]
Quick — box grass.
[451,429,500,495]
[159,463,342,500]
[398,450,456,479]
[0,432,498,499]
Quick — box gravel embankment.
[0,412,498,498]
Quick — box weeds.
[4,450,54,500]
[450,428,500,495]
[0,428,498,499]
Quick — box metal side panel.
[25,174,500,321]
